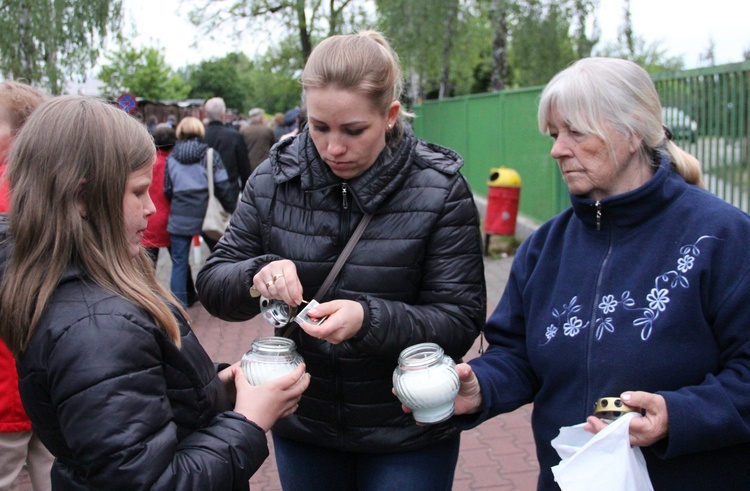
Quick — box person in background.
[278,107,307,143]
[204,97,252,197]
[197,31,485,490]
[144,123,198,306]
[239,108,276,173]
[146,114,159,134]
[164,116,237,307]
[0,80,54,491]
[449,57,750,490]
[0,96,309,489]
[271,112,286,142]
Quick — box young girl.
[0,96,309,489]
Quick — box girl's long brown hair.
[0,96,186,354]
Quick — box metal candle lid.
[593,397,638,421]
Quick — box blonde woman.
[164,116,237,306]
[198,31,485,490]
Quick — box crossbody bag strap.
[280,213,373,338]
[206,148,214,198]
[313,213,373,301]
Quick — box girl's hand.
[233,364,311,431]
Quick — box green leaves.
[0,0,123,94]
[98,42,190,101]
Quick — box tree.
[185,46,302,115]
[509,0,577,87]
[699,39,716,67]
[186,53,251,112]
[98,43,191,101]
[572,0,598,59]
[249,35,305,113]
[0,0,123,94]
[595,0,683,74]
[189,0,370,63]
[376,0,491,103]
[487,0,511,91]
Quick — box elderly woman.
[451,57,750,490]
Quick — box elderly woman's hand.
[584,391,669,447]
[297,299,364,344]
[253,259,304,307]
[453,363,483,415]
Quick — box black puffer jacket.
[14,261,268,489]
[197,129,486,452]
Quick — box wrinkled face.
[306,87,399,180]
[547,107,643,200]
[122,163,156,258]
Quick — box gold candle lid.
[593,397,638,421]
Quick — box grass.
[484,233,521,258]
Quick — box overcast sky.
[123,0,748,69]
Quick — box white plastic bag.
[551,412,654,491]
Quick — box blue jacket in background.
[164,138,237,236]
[457,153,750,490]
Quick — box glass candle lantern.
[241,336,303,386]
[392,342,459,424]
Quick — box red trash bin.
[485,167,521,253]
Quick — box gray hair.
[538,57,703,187]
[205,97,226,122]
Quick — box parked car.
[661,107,698,143]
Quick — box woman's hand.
[398,363,482,419]
[453,363,483,415]
[297,299,364,344]
[232,364,310,432]
[253,260,303,306]
[584,391,669,447]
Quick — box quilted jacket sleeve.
[23,311,267,489]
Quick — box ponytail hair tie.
[663,124,673,141]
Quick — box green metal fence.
[413,61,750,224]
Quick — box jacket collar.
[570,151,689,231]
[270,129,419,214]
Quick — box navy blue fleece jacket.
[459,153,750,490]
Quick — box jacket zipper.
[333,182,351,445]
[586,199,611,419]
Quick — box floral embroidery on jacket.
[542,236,716,344]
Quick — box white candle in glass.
[393,343,459,424]
[241,336,303,386]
